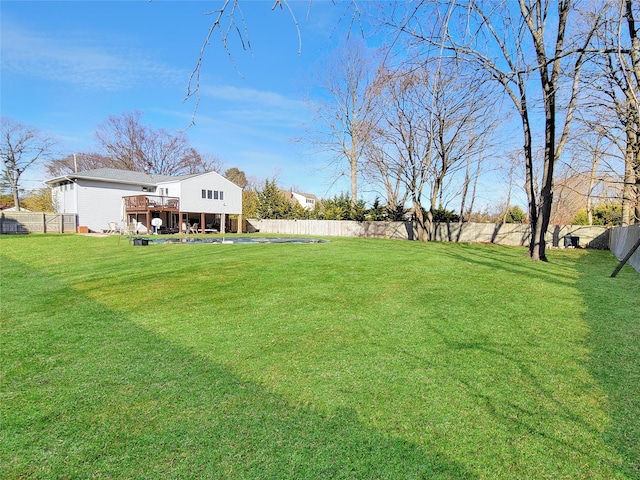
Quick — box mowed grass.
[1,234,638,479]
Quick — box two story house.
[45,168,243,234]
[287,190,318,210]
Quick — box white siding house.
[289,191,318,210]
[45,168,243,234]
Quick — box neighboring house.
[45,168,243,234]
[287,190,318,210]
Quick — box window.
[201,189,224,200]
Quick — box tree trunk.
[635,148,640,223]
[502,165,513,225]
[520,95,538,256]
[412,198,429,241]
[467,157,482,222]
[521,0,570,262]
[350,148,358,207]
[457,156,472,241]
[10,177,21,211]
[533,89,557,262]
[622,124,636,226]
[625,0,640,223]
[586,145,600,226]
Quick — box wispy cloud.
[198,83,309,128]
[201,84,303,109]
[1,21,183,91]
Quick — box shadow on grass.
[0,255,474,479]
[435,242,580,288]
[438,244,640,477]
[574,252,640,479]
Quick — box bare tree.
[1,117,55,211]
[384,0,602,260]
[583,0,640,225]
[182,150,224,175]
[361,138,408,215]
[93,111,216,175]
[560,118,625,225]
[623,0,640,222]
[457,153,483,224]
[46,152,114,177]
[305,39,381,207]
[225,167,248,189]
[186,1,361,122]
[497,150,524,224]
[371,67,434,241]
[427,67,498,233]
[370,60,497,241]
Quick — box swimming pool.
[132,236,329,245]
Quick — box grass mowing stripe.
[1,234,638,478]
[576,251,640,479]
[1,253,468,479]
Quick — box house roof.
[299,192,319,201]
[290,191,319,201]
[44,168,196,187]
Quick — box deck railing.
[124,195,180,211]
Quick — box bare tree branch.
[1,117,55,210]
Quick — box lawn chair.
[107,222,119,234]
[189,223,199,234]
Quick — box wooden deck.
[124,195,180,213]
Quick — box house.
[45,168,243,234]
[287,190,318,210]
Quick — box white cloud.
[1,22,183,91]
[197,83,309,128]
[202,83,304,109]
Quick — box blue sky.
[1,0,360,196]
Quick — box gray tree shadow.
[1,255,474,479]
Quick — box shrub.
[367,198,387,221]
[572,204,622,226]
[255,179,292,219]
[321,194,366,221]
[429,206,460,223]
[505,206,526,223]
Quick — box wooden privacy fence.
[246,219,610,249]
[0,212,77,234]
[609,224,640,273]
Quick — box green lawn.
[1,234,639,479]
